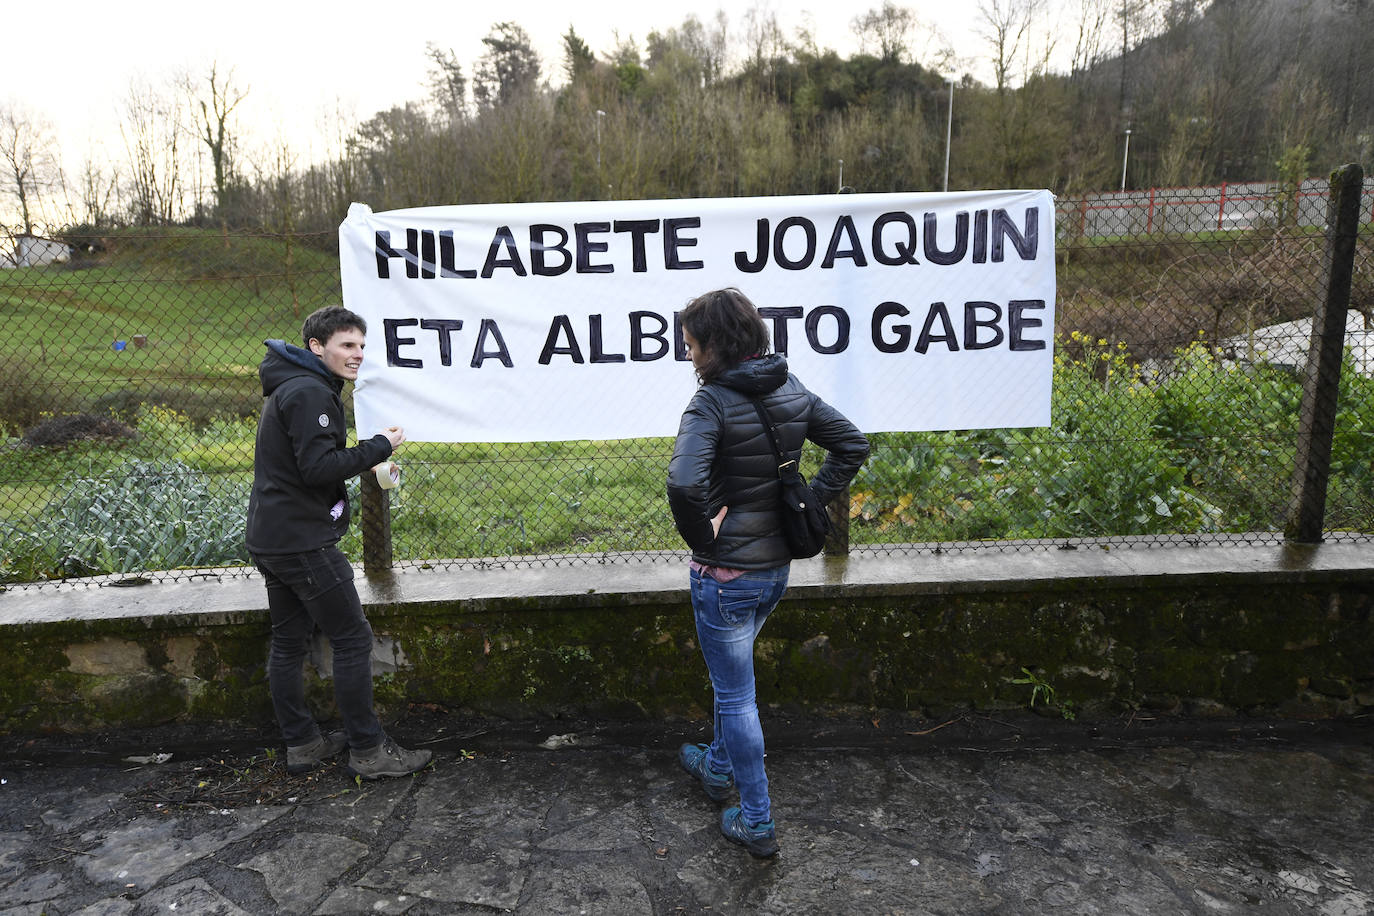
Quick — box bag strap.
[749,397,796,476]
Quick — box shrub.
[21,414,139,448]
[1151,339,1300,528]
[0,357,81,438]
[1328,353,1374,528]
[90,385,261,427]
[1024,334,1222,536]
[56,223,109,256]
[852,431,1028,541]
[0,459,251,581]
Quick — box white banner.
[339,190,1056,443]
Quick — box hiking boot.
[720,806,778,858]
[678,742,734,802]
[347,737,433,779]
[285,730,347,775]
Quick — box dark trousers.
[252,546,384,750]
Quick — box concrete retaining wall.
[1,543,1371,734]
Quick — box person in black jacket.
[667,288,869,858]
[246,305,431,780]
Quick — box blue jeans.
[253,546,385,751]
[690,563,790,826]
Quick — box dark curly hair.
[679,288,771,384]
[301,305,367,347]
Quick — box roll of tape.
[374,463,400,490]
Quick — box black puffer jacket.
[667,354,869,570]
[244,340,393,556]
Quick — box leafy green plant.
[1011,667,1077,720]
[1328,352,1374,528]
[0,459,251,581]
[1151,338,1301,529]
[852,431,1030,540]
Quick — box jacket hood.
[259,339,338,396]
[713,353,790,396]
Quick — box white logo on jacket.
[318,413,329,428]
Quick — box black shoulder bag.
[750,398,831,559]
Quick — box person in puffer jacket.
[246,305,431,781]
[667,288,869,858]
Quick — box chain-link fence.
[2,173,1371,586]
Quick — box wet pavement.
[1,712,1371,915]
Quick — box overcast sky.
[2,0,1090,230]
[5,1,1024,163]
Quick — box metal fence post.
[1284,163,1365,544]
[360,469,394,574]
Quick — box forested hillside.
[4,0,1371,240]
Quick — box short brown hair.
[301,305,367,346]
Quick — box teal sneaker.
[720,806,778,858]
[678,743,734,802]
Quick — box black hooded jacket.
[244,340,393,556]
[667,354,869,570]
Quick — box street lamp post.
[596,109,606,173]
[944,78,954,192]
[1120,128,1132,193]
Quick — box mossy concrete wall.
[1,543,1371,735]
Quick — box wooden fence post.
[1285,163,1364,544]
[360,469,394,575]
[825,484,851,556]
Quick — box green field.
[2,226,1372,582]
[0,229,341,431]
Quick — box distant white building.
[1142,310,1374,384]
[1221,310,1374,379]
[0,234,71,269]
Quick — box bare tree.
[1328,0,1373,133]
[980,0,1042,92]
[185,63,247,222]
[696,12,735,84]
[0,102,61,235]
[426,43,467,122]
[742,4,785,74]
[269,138,302,315]
[57,154,121,229]
[851,2,918,61]
[1155,110,1211,187]
[1068,0,1112,77]
[646,14,730,87]
[978,0,1055,185]
[121,78,186,225]
[1197,0,1278,179]
[1116,0,1164,122]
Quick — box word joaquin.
[381,300,1047,369]
[371,207,1041,279]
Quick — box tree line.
[2,0,1371,244]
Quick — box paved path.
[2,715,1371,914]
